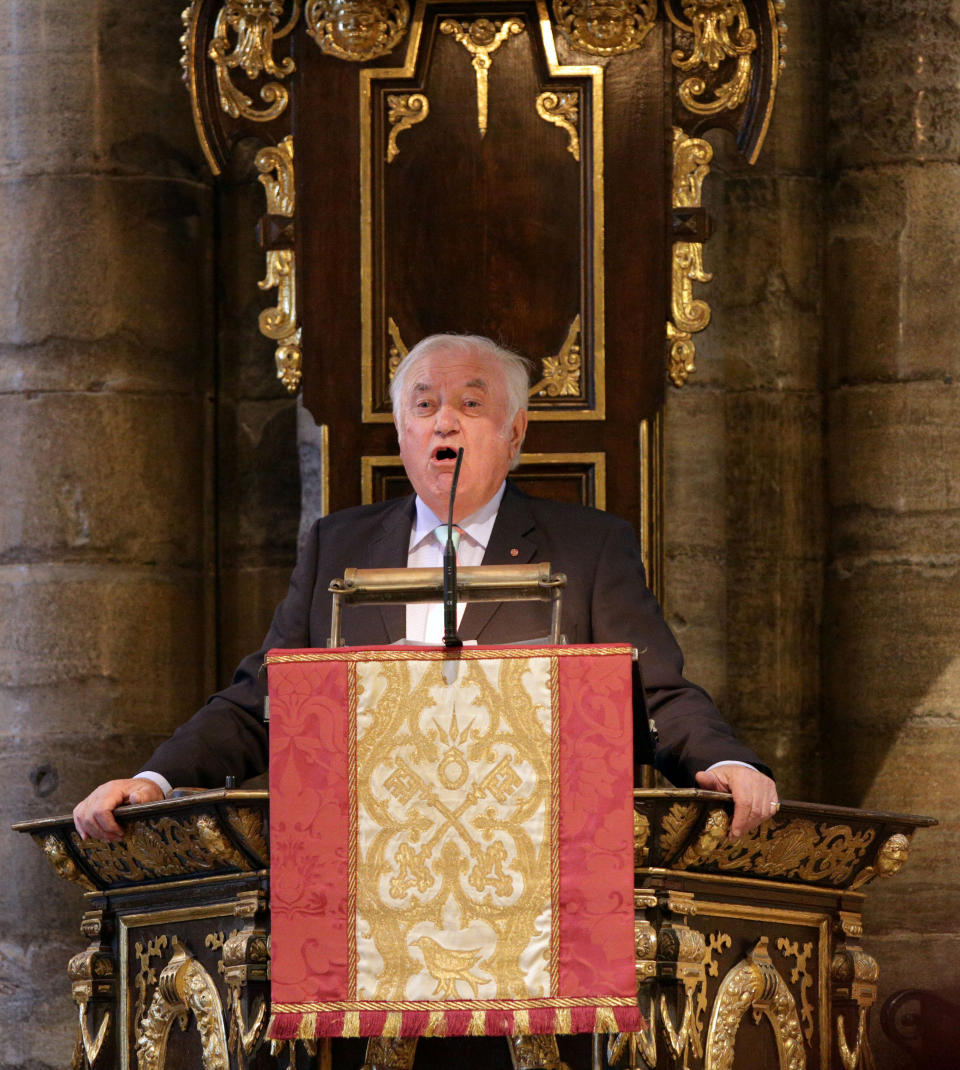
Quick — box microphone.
[443,448,464,648]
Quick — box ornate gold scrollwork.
[508,1034,564,1069]
[386,93,430,162]
[221,891,270,1064]
[676,807,730,867]
[848,832,910,891]
[529,316,582,398]
[68,912,115,1070]
[136,942,229,1070]
[439,18,526,138]
[535,91,581,161]
[703,937,805,1070]
[634,810,651,869]
[667,127,713,388]
[607,1022,656,1070]
[224,805,270,864]
[657,917,707,1064]
[208,0,298,121]
[659,802,700,862]
[667,0,757,116]
[70,815,251,885]
[777,938,814,1045]
[694,930,731,1043]
[831,943,878,1070]
[552,0,656,56]
[386,316,409,380]
[37,833,96,891]
[305,0,410,61]
[256,136,303,393]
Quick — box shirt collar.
[410,482,506,551]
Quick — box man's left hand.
[695,765,779,840]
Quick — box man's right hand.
[72,778,164,841]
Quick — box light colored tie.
[433,524,463,560]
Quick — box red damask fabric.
[266,645,640,1040]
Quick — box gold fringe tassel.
[467,1010,487,1035]
[513,1009,530,1034]
[555,1008,572,1034]
[297,1014,318,1040]
[383,1012,403,1036]
[342,1011,361,1037]
[426,1011,447,1036]
[594,1007,618,1033]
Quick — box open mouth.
[434,447,457,461]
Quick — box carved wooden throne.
[180,0,786,592]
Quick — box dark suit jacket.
[142,483,771,788]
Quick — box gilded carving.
[607,1023,656,1070]
[668,0,757,116]
[529,316,582,398]
[439,18,526,138]
[849,832,909,890]
[694,930,731,1043]
[634,810,651,869]
[659,802,700,862]
[535,91,581,161]
[256,136,303,393]
[386,316,409,381]
[508,1034,564,1069]
[136,942,229,1070]
[667,128,713,388]
[675,808,730,868]
[671,811,877,887]
[703,938,805,1070]
[70,815,252,885]
[36,833,96,891]
[224,806,270,864]
[68,937,115,1070]
[777,938,814,1045]
[208,0,298,122]
[305,0,410,61]
[134,936,169,1036]
[386,94,430,162]
[552,0,657,56]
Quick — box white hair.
[390,334,531,458]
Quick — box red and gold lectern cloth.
[264,644,641,1040]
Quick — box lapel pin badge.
[510,548,519,557]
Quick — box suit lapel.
[351,496,414,644]
[461,484,538,641]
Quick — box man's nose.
[434,404,460,434]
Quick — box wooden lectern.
[15,788,933,1070]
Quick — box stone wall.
[665,2,959,1066]
[823,1,960,1065]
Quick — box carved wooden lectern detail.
[16,789,933,1070]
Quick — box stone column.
[823,1,960,1064]
[665,1,826,800]
[0,4,214,1065]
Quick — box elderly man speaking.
[74,334,777,842]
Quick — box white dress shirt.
[404,482,505,644]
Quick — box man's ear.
[509,409,528,456]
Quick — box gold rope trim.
[549,655,561,994]
[270,995,639,1013]
[348,661,358,997]
[265,646,632,665]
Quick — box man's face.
[395,349,527,521]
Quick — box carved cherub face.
[876,834,909,876]
[574,3,628,47]
[328,1,390,54]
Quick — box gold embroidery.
[354,657,553,1000]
